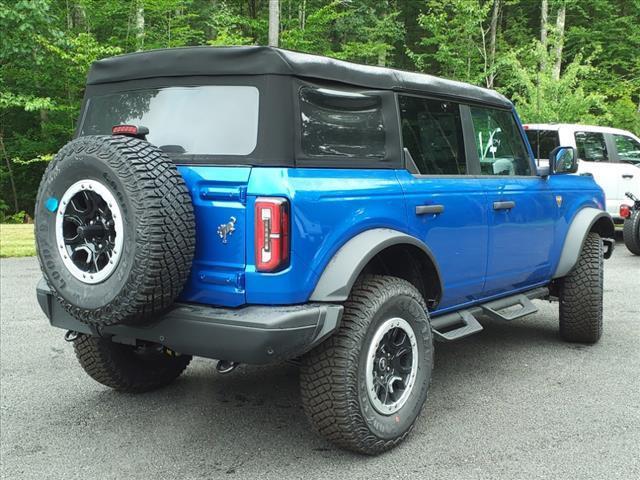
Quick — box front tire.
[73,334,192,393]
[300,275,433,455]
[559,232,604,343]
[623,211,640,255]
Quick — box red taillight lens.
[255,197,290,272]
[112,124,149,139]
[112,124,139,135]
[620,204,631,219]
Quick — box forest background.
[1,0,639,218]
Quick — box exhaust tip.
[216,360,239,374]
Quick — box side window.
[525,129,559,161]
[613,134,640,164]
[398,95,466,175]
[299,86,385,158]
[470,106,531,176]
[575,131,608,162]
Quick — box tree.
[268,0,279,47]
[552,0,566,80]
[136,0,145,51]
[500,43,606,124]
[1,0,639,217]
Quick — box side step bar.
[430,287,549,342]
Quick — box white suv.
[524,124,640,226]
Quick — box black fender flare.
[309,228,443,302]
[553,208,615,279]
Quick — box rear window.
[299,86,385,159]
[80,86,259,156]
[525,129,559,161]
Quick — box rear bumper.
[37,279,343,364]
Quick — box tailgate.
[177,166,251,307]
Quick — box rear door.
[468,106,556,296]
[397,95,489,309]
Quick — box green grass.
[0,224,36,258]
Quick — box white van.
[524,124,640,225]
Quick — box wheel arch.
[553,207,614,279]
[309,228,443,308]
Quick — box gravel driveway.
[1,244,638,479]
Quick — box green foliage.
[0,210,28,224]
[206,1,254,46]
[1,0,639,217]
[499,44,608,124]
[411,0,493,85]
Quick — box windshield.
[80,86,259,156]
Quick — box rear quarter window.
[298,86,386,160]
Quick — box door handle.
[415,204,444,215]
[622,174,634,179]
[493,200,515,210]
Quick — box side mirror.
[549,146,578,174]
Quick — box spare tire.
[35,135,195,326]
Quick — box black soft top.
[87,46,511,109]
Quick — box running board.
[430,287,549,342]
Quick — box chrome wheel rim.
[365,317,418,415]
[55,179,124,284]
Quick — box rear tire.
[300,275,433,455]
[622,211,640,255]
[73,334,192,393]
[558,232,604,343]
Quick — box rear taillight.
[620,204,631,219]
[255,197,290,272]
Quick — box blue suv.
[35,47,615,454]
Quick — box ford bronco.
[35,47,615,455]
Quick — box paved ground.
[1,242,639,480]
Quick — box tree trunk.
[540,0,548,71]
[299,0,306,30]
[487,0,500,88]
[0,134,19,213]
[552,2,566,80]
[268,0,280,47]
[377,49,386,67]
[135,1,145,52]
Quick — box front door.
[397,95,488,310]
[467,105,556,297]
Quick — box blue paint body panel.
[176,107,607,315]
[177,165,605,313]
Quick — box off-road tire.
[559,232,604,343]
[300,275,434,455]
[73,334,192,393]
[622,211,640,255]
[35,135,195,326]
